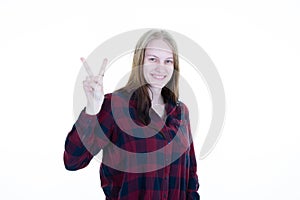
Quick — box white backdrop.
[0,0,299,199]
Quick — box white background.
[1,0,300,199]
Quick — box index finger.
[80,57,94,77]
[98,58,108,76]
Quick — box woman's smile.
[151,73,167,80]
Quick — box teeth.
[152,74,165,79]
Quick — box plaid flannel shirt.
[64,92,200,200]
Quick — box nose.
[154,64,165,73]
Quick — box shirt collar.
[114,90,180,122]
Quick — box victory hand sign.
[81,57,108,115]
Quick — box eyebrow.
[145,54,173,60]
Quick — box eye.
[148,57,157,62]
[165,59,173,64]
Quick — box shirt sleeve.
[187,142,200,200]
[63,93,115,171]
[182,103,200,200]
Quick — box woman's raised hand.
[81,57,108,115]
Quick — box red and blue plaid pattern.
[64,92,200,199]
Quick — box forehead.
[145,39,173,56]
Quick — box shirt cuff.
[76,107,99,129]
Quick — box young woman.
[64,29,200,200]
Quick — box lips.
[151,74,166,80]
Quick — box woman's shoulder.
[104,90,130,100]
[102,91,131,108]
[176,100,189,112]
[175,100,191,121]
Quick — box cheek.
[143,65,148,75]
[142,65,151,81]
[168,67,174,76]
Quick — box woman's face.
[143,39,174,89]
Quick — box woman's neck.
[148,87,164,105]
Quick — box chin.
[149,83,165,89]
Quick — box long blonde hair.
[116,29,180,125]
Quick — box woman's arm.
[63,93,115,171]
[181,103,200,200]
[186,141,200,200]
